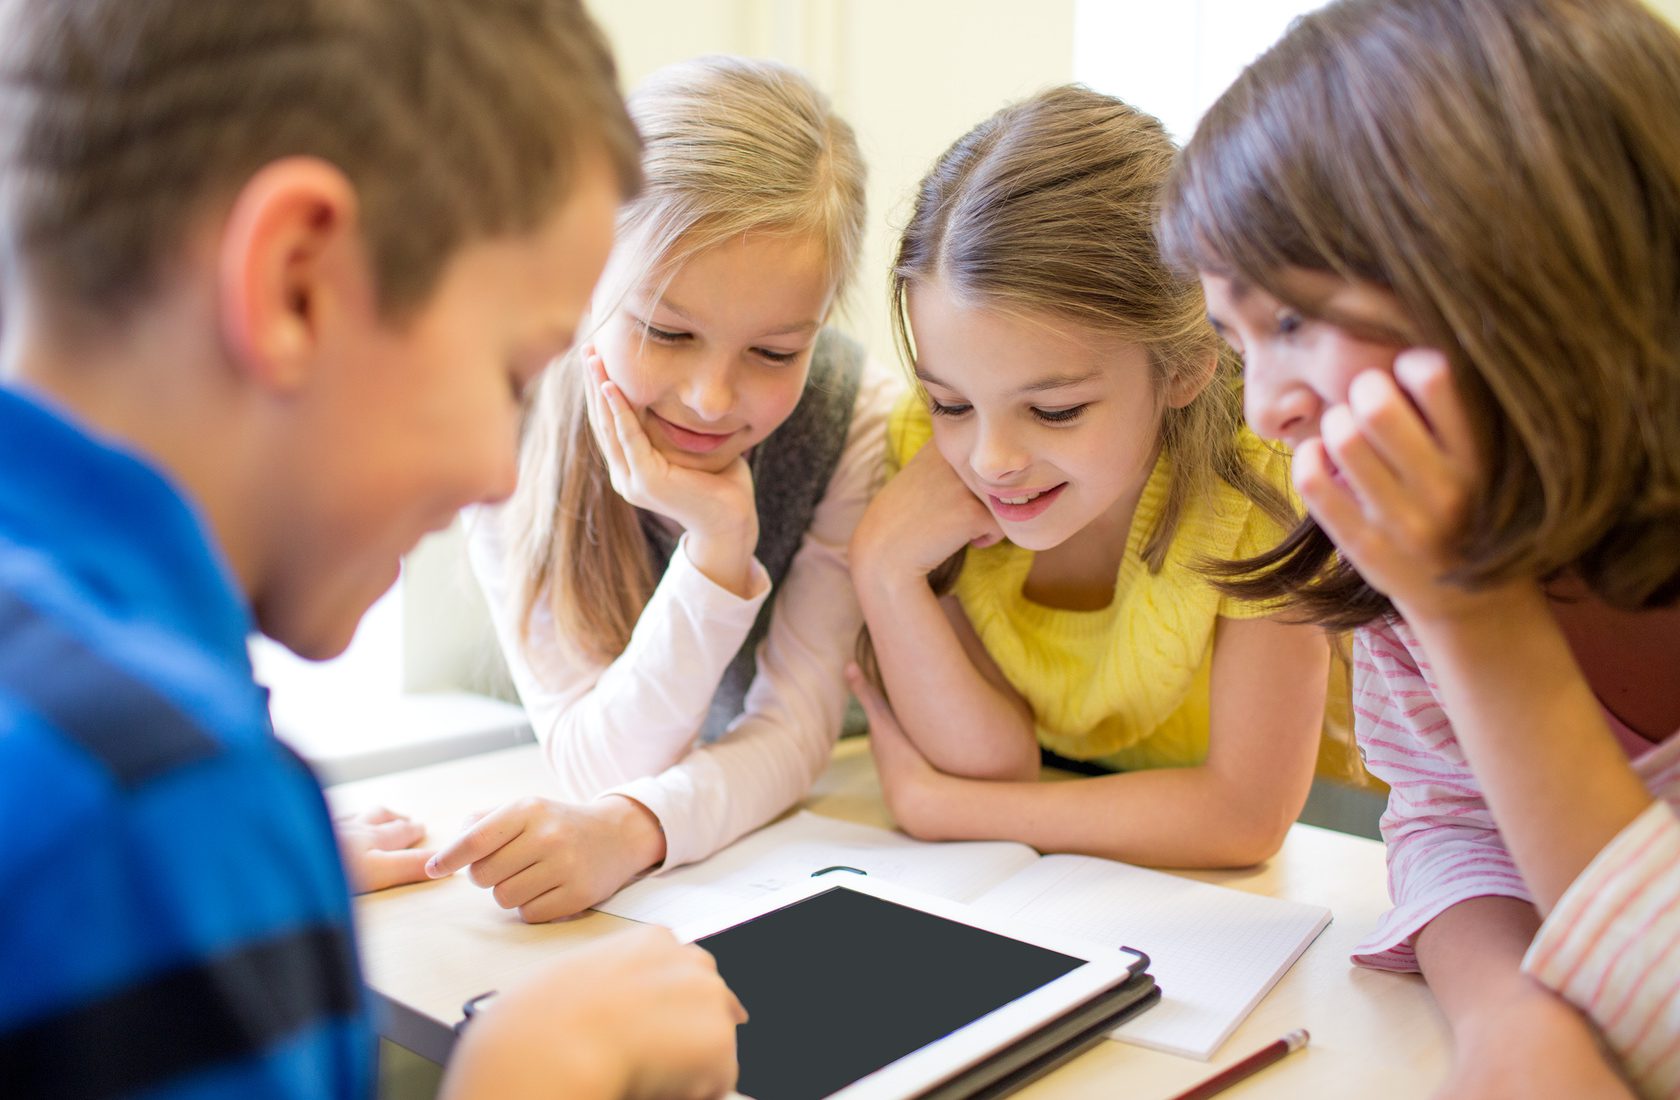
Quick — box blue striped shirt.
[0,387,374,1099]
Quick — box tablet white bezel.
[673,873,1138,1100]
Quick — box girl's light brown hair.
[1160,0,1680,628]
[504,56,867,662]
[890,84,1294,586]
[0,0,641,331]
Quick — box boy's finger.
[426,810,523,879]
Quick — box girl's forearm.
[1403,587,1653,911]
[858,572,1038,780]
[918,763,1297,867]
[1414,896,1554,1033]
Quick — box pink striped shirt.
[1352,618,1680,1098]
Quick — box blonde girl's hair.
[891,84,1295,577]
[503,55,867,662]
[1158,0,1680,630]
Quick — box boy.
[0,2,742,1098]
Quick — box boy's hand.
[851,444,1002,588]
[847,663,955,841]
[425,794,666,922]
[1434,982,1633,1100]
[583,348,759,595]
[334,806,435,893]
[444,925,745,1100]
[1295,351,1489,624]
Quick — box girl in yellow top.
[847,86,1329,868]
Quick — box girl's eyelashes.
[1033,404,1088,424]
[1275,310,1305,338]
[925,398,1089,425]
[633,318,689,344]
[632,316,803,364]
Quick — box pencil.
[1168,1029,1310,1100]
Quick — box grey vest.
[640,327,866,742]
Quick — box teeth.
[998,491,1044,505]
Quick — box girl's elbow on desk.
[1137,780,1298,869]
[1193,795,1296,868]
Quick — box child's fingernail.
[424,857,445,878]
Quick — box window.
[1074,0,1329,144]
[250,582,404,731]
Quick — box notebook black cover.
[921,971,1160,1100]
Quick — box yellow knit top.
[887,395,1294,770]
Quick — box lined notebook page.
[969,854,1331,1059]
[597,811,1039,927]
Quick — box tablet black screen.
[696,885,1085,1100]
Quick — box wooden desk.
[331,741,1450,1098]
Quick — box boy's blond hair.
[0,0,641,331]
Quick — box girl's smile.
[647,410,740,454]
[985,482,1067,522]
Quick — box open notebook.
[598,811,1330,1061]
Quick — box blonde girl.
[428,56,895,920]
[1161,0,1680,1094]
[847,85,1329,869]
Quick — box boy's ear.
[216,157,362,393]
[1165,349,1219,409]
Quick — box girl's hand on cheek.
[1297,350,1484,621]
[851,444,1004,586]
[584,349,759,568]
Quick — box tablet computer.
[674,873,1153,1100]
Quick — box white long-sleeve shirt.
[1352,617,1680,1098]
[467,357,901,870]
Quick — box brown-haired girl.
[846,85,1330,869]
[1161,0,1680,1094]
[427,56,898,921]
